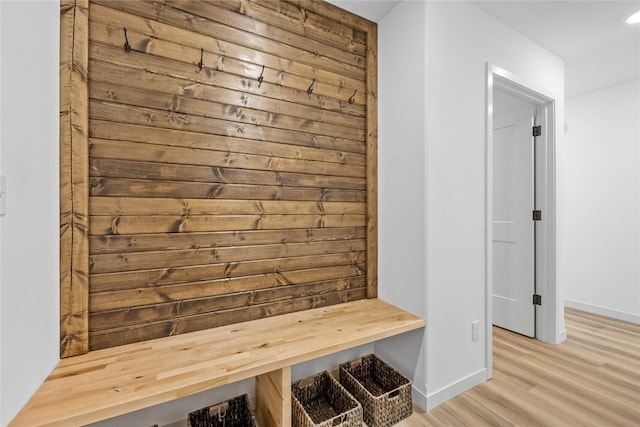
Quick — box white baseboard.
[557,329,567,344]
[565,299,640,324]
[425,368,487,411]
[411,384,428,411]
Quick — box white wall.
[379,0,564,410]
[0,1,60,426]
[376,0,428,406]
[0,2,3,422]
[564,79,640,324]
[424,1,564,407]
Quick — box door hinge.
[533,294,542,306]
[533,125,542,137]
[533,210,542,221]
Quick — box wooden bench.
[9,299,425,427]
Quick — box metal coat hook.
[196,48,204,72]
[348,90,356,104]
[257,65,265,87]
[307,78,316,95]
[123,28,131,52]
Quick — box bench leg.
[256,366,291,427]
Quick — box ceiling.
[472,1,640,97]
[327,0,400,23]
[327,0,640,98]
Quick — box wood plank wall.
[60,0,378,353]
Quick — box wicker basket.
[339,354,412,427]
[187,394,257,427]
[292,371,363,427]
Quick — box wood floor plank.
[399,309,640,426]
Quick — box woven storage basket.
[292,371,363,427]
[339,354,412,427]
[187,394,257,427]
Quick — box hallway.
[402,308,640,426]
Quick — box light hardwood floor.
[399,308,640,426]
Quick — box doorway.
[492,89,539,338]
[485,64,559,379]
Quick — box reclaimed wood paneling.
[89,240,366,273]
[89,1,367,88]
[366,25,378,298]
[89,226,366,253]
[88,138,365,177]
[87,40,367,118]
[88,76,366,140]
[60,0,90,358]
[90,253,366,292]
[214,1,367,56]
[90,120,366,162]
[61,0,377,353]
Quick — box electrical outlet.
[472,321,480,341]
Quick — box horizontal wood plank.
[88,42,366,119]
[88,288,368,349]
[88,76,364,141]
[89,138,365,179]
[89,227,366,254]
[90,119,366,161]
[89,197,365,216]
[89,59,365,130]
[163,0,365,69]
[90,213,365,236]
[293,0,375,33]
[89,100,363,154]
[88,4,366,103]
[252,1,367,44]
[90,251,366,292]
[89,264,366,312]
[89,71,365,140]
[89,177,365,202]
[212,0,366,56]
[11,300,423,427]
[89,276,366,331]
[90,1,366,82]
[89,239,366,273]
[90,159,365,190]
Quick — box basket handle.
[387,389,401,400]
[298,376,316,387]
[207,401,229,421]
[348,357,363,369]
[332,413,348,427]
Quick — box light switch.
[0,175,6,216]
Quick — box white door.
[492,107,536,337]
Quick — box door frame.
[485,63,560,379]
